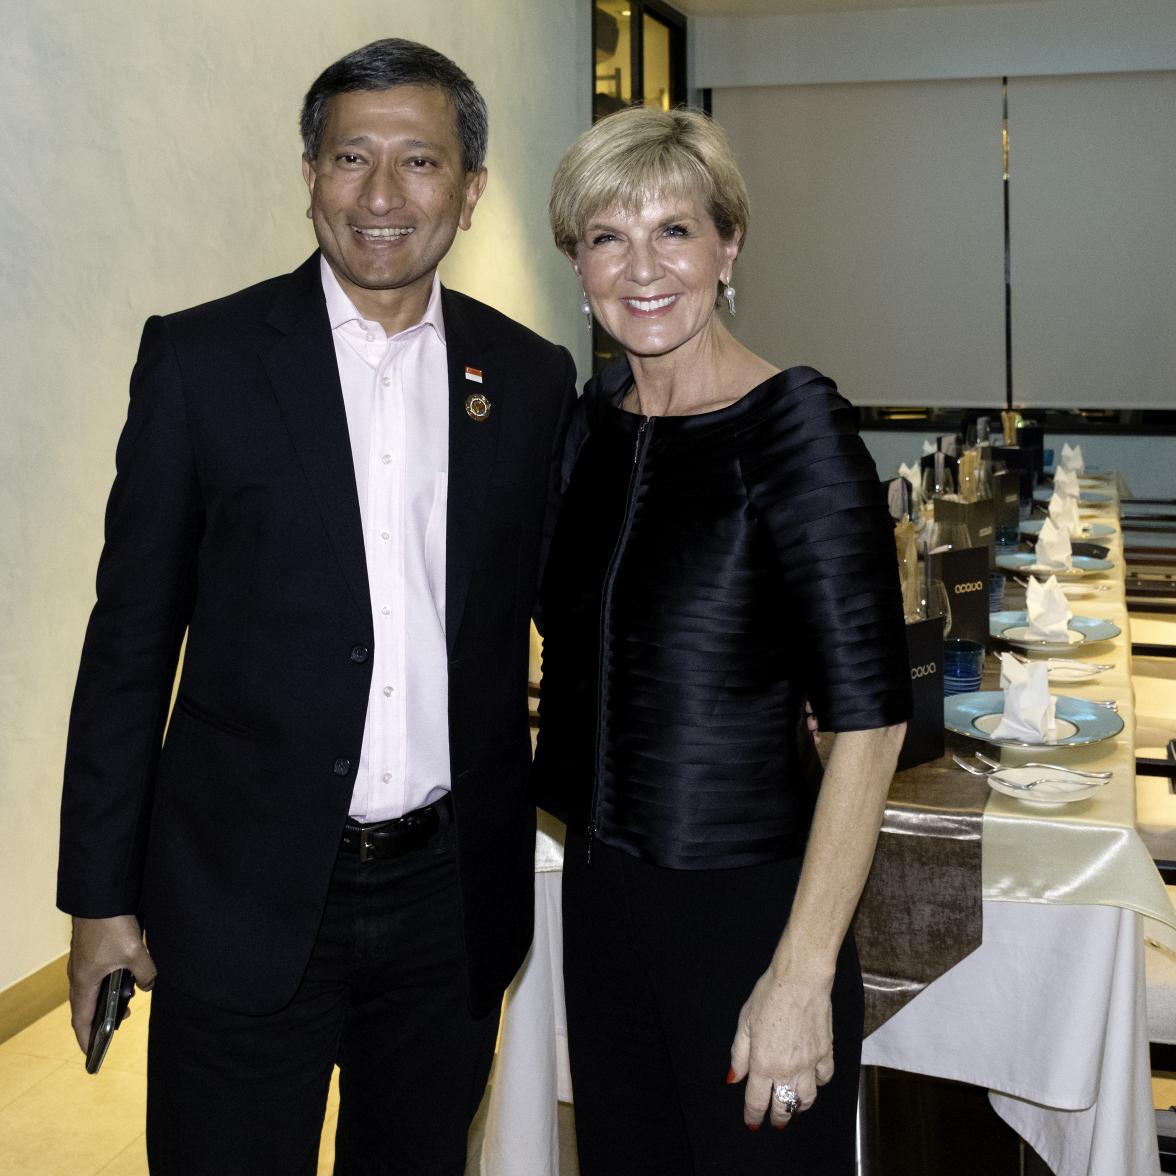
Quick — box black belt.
[340,795,451,862]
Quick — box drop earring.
[724,282,736,317]
[580,291,593,330]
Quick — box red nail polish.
[726,1067,737,1085]
[746,1123,761,1132]
[773,1123,789,1132]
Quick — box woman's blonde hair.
[549,106,749,257]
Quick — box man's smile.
[352,225,415,239]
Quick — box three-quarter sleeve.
[741,370,912,733]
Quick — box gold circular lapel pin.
[464,392,492,422]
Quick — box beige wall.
[0,0,590,993]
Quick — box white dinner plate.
[1053,581,1107,600]
[1042,660,1107,683]
[986,767,1103,805]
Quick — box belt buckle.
[358,827,376,863]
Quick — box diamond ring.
[772,1083,801,1114]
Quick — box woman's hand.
[728,956,835,1130]
[803,698,820,745]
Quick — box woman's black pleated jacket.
[532,360,912,870]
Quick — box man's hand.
[67,915,157,1053]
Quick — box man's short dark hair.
[300,38,489,172]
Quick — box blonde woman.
[533,107,910,1175]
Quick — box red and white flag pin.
[464,366,484,384]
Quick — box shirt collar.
[319,255,446,345]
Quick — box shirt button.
[380,530,390,541]
[350,644,370,663]
[381,453,392,464]
[383,685,393,697]
[365,333,375,343]
[333,757,351,777]
[382,772,393,784]
[380,605,390,616]
[382,376,391,387]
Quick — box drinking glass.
[943,637,984,696]
[923,578,952,637]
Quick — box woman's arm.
[728,720,906,1128]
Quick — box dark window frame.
[592,0,687,113]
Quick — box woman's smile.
[619,293,680,316]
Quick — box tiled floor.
[0,995,578,1175]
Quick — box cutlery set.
[952,752,1113,791]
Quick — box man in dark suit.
[58,39,575,1174]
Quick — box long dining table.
[863,472,1173,1176]
[480,471,1174,1176]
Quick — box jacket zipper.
[587,416,654,865]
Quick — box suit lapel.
[262,255,370,617]
[442,288,501,651]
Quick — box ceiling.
[672,0,1047,16]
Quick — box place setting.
[995,513,1114,579]
[989,574,1120,651]
[1020,518,1116,540]
[943,653,1123,793]
[1033,461,1113,506]
[1012,574,1111,601]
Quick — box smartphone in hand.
[85,968,136,1074]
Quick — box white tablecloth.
[863,901,1156,1176]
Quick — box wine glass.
[924,520,973,557]
[921,461,956,504]
[923,578,952,637]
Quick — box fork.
[951,756,1047,789]
[952,755,1106,791]
[973,751,1112,779]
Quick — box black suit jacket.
[58,253,576,1018]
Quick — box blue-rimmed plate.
[944,691,1124,748]
[1020,519,1115,539]
[1034,488,1113,505]
[995,553,1114,579]
[989,610,1121,650]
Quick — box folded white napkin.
[1060,443,1085,475]
[888,479,908,519]
[922,440,936,457]
[898,462,922,513]
[992,655,1057,742]
[1047,492,1082,535]
[1033,517,1072,571]
[1026,574,1073,641]
[1053,467,1081,500]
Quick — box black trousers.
[145,812,499,1175]
[562,829,863,1176]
